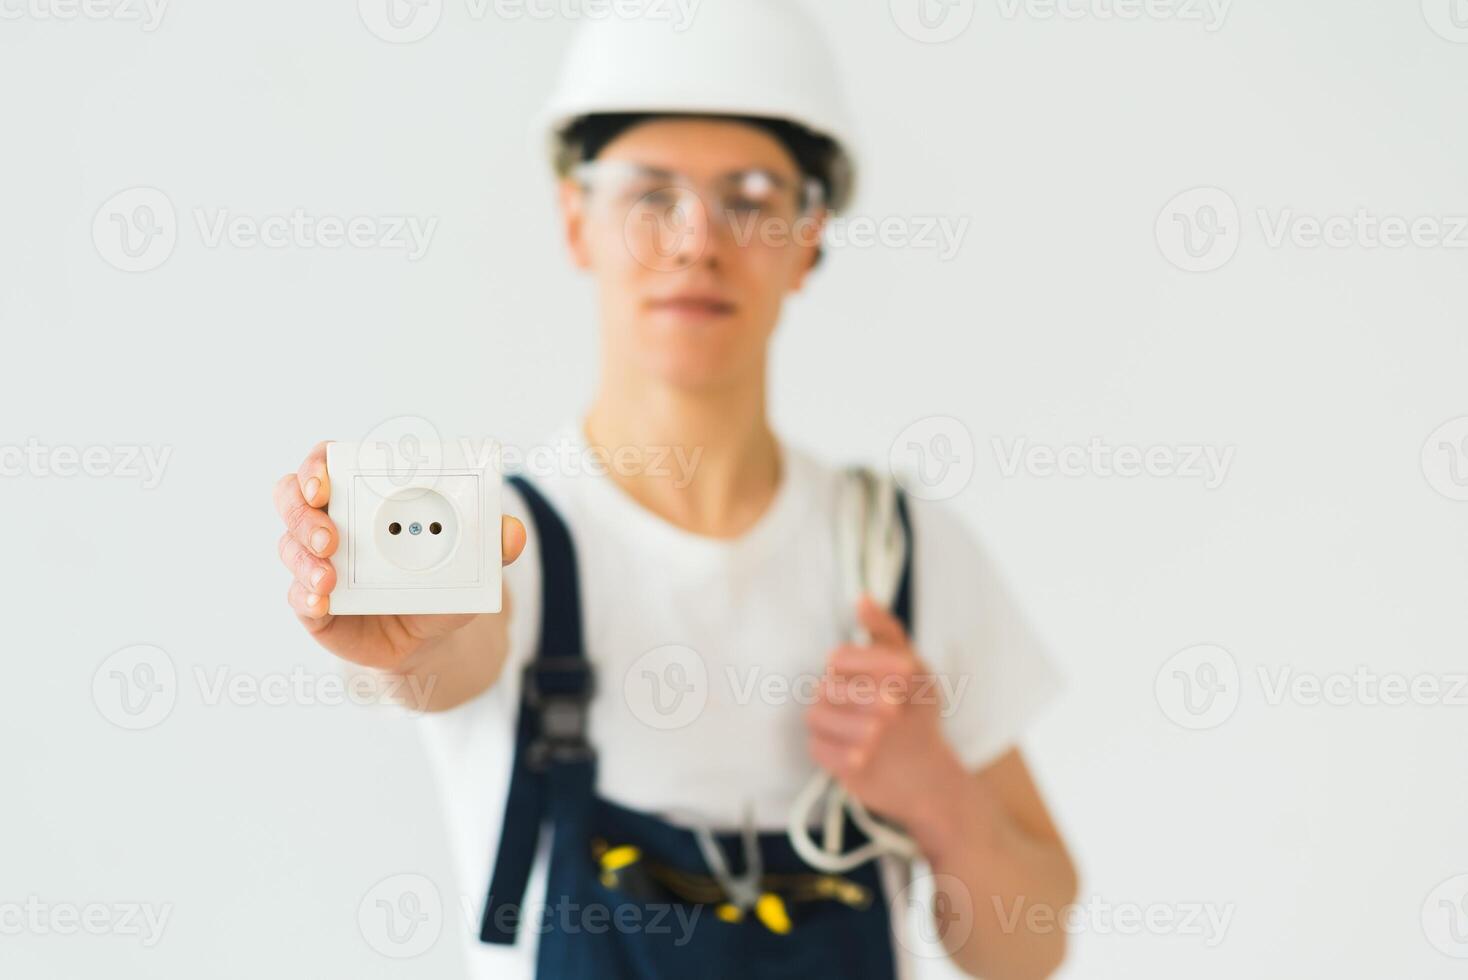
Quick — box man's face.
[560,117,825,392]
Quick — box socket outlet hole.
[372,488,459,572]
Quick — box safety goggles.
[571,159,826,244]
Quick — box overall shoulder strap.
[479,474,595,945]
[892,486,915,635]
[845,465,915,636]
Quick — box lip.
[646,293,738,317]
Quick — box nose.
[670,189,721,272]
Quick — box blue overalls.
[481,474,915,979]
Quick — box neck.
[584,366,781,539]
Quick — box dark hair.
[557,112,841,208]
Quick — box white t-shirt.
[417,423,1062,980]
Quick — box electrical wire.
[786,468,920,872]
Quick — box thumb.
[856,593,909,651]
[501,516,526,565]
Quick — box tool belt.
[592,838,875,934]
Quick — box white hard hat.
[539,0,858,211]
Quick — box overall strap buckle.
[523,656,596,772]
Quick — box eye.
[632,186,680,208]
[726,195,765,215]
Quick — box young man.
[273,3,1076,976]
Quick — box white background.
[3,0,1466,977]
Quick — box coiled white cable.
[786,468,920,872]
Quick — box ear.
[558,177,592,270]
[786,208,828,294]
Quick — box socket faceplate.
[325,440,503,615]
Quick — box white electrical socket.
[325,439,503,616]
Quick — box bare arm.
[375,596,518,712]
[908,750,1078,979]
[805,597,1077,979]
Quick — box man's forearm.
[909,768,1078,979]
[387,606,512,713]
